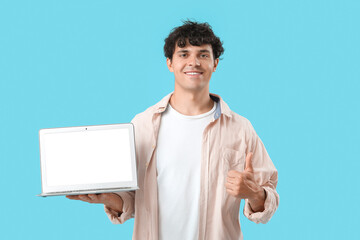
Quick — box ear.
[166,58,174,72]
[213,58,219,72]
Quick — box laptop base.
[37,186,139,197]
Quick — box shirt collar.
[153,92,232,119]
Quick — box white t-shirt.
[156,102,216,240]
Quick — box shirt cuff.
[104,192,135,224]
[243,186,279,224]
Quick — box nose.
[188,55,200,66]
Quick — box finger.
[226,176,239,185]
[88,194,98,201]
[66,195,81,200]
[225,182,234,190]
[78,195,92,202]
[225,181,239,192]
[245,152,254,173]
[226,188,236,196]
[227,170,240,178]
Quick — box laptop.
[38,123,138,197]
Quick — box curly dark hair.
[164,20,224,61]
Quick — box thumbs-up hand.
[225,152,266,211]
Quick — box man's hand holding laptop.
[66,193,124,213]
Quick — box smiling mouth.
[184,71,203,76]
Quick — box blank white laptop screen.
[39,124,137,196]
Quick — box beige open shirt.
[105,93,279,240]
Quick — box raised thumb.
[245,152,254,173]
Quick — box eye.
[200,54,209,58]
[179,53,187,57]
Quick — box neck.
[170,88,214,116]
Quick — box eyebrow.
[176,50,189,54]
[176,49,211,54]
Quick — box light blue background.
[1,0,359,239]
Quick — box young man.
[67,21,279,240]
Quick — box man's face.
[166,42,219,93]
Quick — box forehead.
[174,42,213,53]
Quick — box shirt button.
[145,162,149,168]
[152,145,155,149]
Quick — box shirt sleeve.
[104,191,135,224]
[104,116,139,224]
[243,122,279,224]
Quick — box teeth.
[186,72,200,75]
